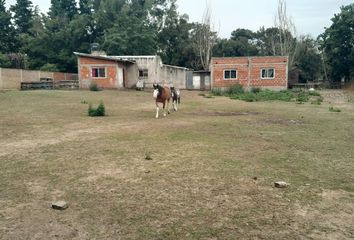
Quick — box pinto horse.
[170,86,181,111]
[153,84,171,118]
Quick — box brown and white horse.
[153,84,171,118]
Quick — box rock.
[51,201,68,210]
[274,181,288,188]
[145,154,152,160]
[145,170,151,174]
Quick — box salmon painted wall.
[78,56,122,89]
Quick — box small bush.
[329,106,341,112]
[227,84,244,95]
[89,83,101,91]
[211,88,223,96]
[251,87,261,94]
[296,92,310,103]
[311,96,323,105]
[88,101,106,117]
[309,90,321,96]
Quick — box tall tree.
[194,4,217,70]
[319,3,354,82]
[49,0,78,20]
[10,0,33,35]
[274,0,298,69]
[295,36,322,82]
[0,0,16,53]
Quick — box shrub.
[329,107,341,112]
[89,83,101,91]
[40,63,60,72]
[88,101,106,117]
[227,84,244,95]
[211,88,223,96]
[309,90,321,96]
[251,87,261,94]
[296,92,310,103]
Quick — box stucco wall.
[159,65,187,89]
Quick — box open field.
[1,89,354,239]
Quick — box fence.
[0,68,78,90]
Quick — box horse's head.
[153,84,160,99]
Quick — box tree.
[49,0,78,20]
[274,0,298,69]
[194,4,217,70]
[319,3,354,82]
[10,0,33,35]
[0,0,16,53]
[295,36,322,82]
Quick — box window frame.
[260,68,275,79]
[139,69,149,78]
[223,69,237,80]
[91,67,106,78]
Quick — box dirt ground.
[0,89,354,239]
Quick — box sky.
[5,0,353,38]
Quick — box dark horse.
[153,84,171,118]
[170,86,181,111]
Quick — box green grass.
[1,89,354,239]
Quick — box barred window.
[92,67,106,78]
[261,68,275,79]
[224,69,237,80]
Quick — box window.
[139,69,148,78]
[224,69,237,80]
[261,68,275,79]
[92,67,106,78]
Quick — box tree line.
[0,0,353,83]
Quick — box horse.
[170,86,181,111]
[153,84,171,118]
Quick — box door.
[117,67,124,88]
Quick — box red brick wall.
[79,56,120,89]
[211,56,288,90]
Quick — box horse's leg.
[163,101,167,117]
[175,99,178,111]
[155,102,159,119]
[167,99,171,114]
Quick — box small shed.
[186,71,211,90]
[75,52,189,90]
[210,56,288,90]
[75,52,137,89]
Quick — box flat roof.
[73,52,136,64]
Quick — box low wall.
[0,68,78,90]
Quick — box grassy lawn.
[1,89,354,239]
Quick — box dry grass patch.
[1,89,354,239]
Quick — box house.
[210,56,288,90]
[74,52,188,89]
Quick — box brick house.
[210,56,288,90]
[74,52,188,89]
